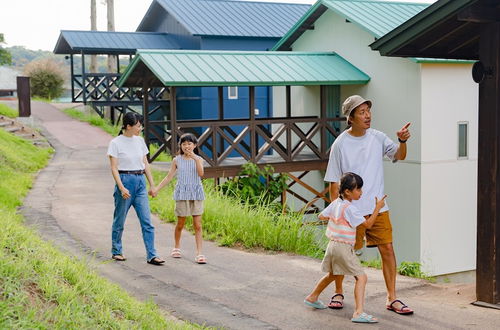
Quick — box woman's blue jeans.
[112,173,157,261]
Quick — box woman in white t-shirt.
[107,112,164,265]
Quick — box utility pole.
[90,0,97,72]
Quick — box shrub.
[23,58,65,100]
[220,162,288,208]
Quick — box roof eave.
[370,0,479,57]
[117,54,145,87]
[272,1,327,51]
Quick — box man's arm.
[329,182,339,202]
[394,122,411,160]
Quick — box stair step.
[33,141,51,148]
[0,121,12,127]
[18,133,36,138]
[4,126,21,133]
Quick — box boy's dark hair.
[119,112,143,135]
[178,133,199,155]
[339,172,363,200]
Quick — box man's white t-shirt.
[324,128,398,216]
[107,135,149,171]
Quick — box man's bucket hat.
[342,95,372,122]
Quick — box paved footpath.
[7,100,499,329]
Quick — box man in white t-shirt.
[324,95,413,315]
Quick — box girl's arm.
[143,155,155,191]
[186,150,204,177]
[361,195,387,229]
[194,155,204,177]
[154,159,177,194]
[109,156,130,199]
[318,214,329,221]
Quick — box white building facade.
[273,1,478,276]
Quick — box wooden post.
[286,85,291,160]
[218,86,224,157]
[320,85,327,157]
[143,82,150,151]
[170,86,177,155]
[249,86,256,161]
[70,55,75,102]
[476,22,500,305]
[81,51,86,104]
[17,77,31,117]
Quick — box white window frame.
[458,121,469,159]
[228,86,238,99]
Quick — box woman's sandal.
[195,255,207,264]
[171,248,182,258]
[328,293,344,309]
[112,254,126,261]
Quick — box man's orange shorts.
[354,211,393,250]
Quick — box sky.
[0,0,435,52]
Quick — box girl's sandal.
[171,248,182,258]
[195,255,207,264]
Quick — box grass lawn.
[0,105,197,329]
[0,103,18,117]
[63,107,172,162]
[149,173,325,259]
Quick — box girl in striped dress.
[152,133,207,264]
[304,172,386,324]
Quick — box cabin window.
[228,86,238,99]
[458,121,468,159]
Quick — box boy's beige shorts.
[174,200,204,217]
[321,240,365,276]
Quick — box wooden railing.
[71,73,167,105]
[147,116,342,165]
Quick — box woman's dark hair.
[339,172,363,200]
[119,112,143,135]
[177,133,199,155]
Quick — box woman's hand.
[149,188,158,198]
[120,187,131,199]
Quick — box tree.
[0,33,12,65]
[24,58,65,100]
[90,0,98,72]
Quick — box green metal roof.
[118,50,370,87]
[273,0,429,51]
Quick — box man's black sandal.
[147,257,165,265]
[112,254,126,261]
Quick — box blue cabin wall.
[137,2,200,49]
[138,6,281,156]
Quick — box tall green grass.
[0,103,18,117]
[149,172,324,258]
[63,108,122,136]
[0,112,196,328]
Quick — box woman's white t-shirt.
[324,128,398,216]
[107,135,149,171]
